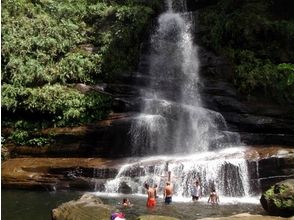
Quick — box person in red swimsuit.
[145,183,156,208]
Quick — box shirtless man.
[164,182,173,204]
[145,183,156,208]
[208,189,219,204]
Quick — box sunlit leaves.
[2,84,111,125]
[2,0,155,127]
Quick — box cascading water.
[130,0,240,155]
[100,0,256,201]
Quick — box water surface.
[2,190,265,220]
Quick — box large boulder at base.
[138,215,180,220]
[260,179,294,217]
[197,213,292,220]
[52,193,115,220]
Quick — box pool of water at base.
[2,190,265,220]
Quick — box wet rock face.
[1,158,120,191]
[246,147,294,194]
[260,179,294,217]
[118,182,132,194]
[183,0,220,12]
[196,47,294,147]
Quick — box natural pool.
[2,190,266,220]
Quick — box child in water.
[122,198,133,207]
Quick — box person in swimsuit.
[122,198,132,207]
[145,183,156,208]
[208,189,219,204]
[164,181,173,204]
[191,180,201,201]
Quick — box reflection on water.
[2,190,265,220]
[2,190,83,220]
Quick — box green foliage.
[199,0,294,102]
[2,84,111,126]
[1,137,6,145]
[89,3,154,80]
[277,63,294,86]
[9,129,53,147]
[2,0,157,130]
[2,0,101,86]
[264,185,294,209]
[27,137,53,147]
[1,145,10,161]
[225,49,294,101]
[10,130,30,145]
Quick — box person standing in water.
[191,180,202,201]
[153,184,158,199]
[208,189,219,204]
[145,183,156,208]
[164,181,173,204]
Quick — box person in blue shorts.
[164,182,173,204]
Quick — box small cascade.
[103,148,252,198]
[129,114,168,155]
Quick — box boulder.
[138,215,180,220]
[197,213,290,220]
[260,179,294,217]
[52,193,115,220]
[118,181,132,194]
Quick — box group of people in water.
[122,173,219,208]
[191,180,220,204]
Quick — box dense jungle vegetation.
[1,0,160,146]
[198,0,294,101]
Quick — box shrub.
[2,0,156,129]
[198,0,294,102]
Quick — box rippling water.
[2,190,265,220]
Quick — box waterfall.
[99,0,255,200]
[103,148,252,198]
[132,0,240,154]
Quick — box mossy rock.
[260,179,294,217]
[138,215,180,220]
[52,193,115,220]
